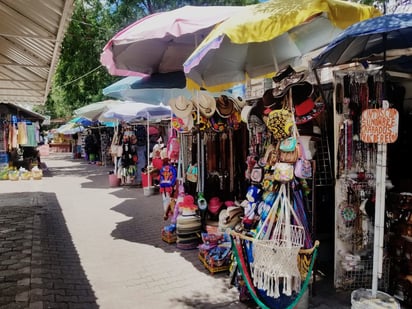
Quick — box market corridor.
[0,153,357,309]
[0,153,246,308]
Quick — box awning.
[0,0,75,105]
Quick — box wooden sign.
[360,108,399,144]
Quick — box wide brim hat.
[232,96,246,111]
[291,81,314,115]
[271,65,307,99]
[295,98,325,125]
[262,88,283,109]
[241,105,254,126]
[169,95,193,119]
[191,92,216,118]
[216,95,234,118]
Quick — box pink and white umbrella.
[100,5,246,77]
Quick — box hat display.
[169,95,193,118]
[191,92,216,118]
[271,65,307,99]
[216,95,234,118]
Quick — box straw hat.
[191,92,216,118]
[169,95,193,118]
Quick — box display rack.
[332,68,389,291]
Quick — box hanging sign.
[360,108,399,144]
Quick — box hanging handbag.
[265,108,294,140]
[250,164,264,184]
[186,163,198,183]
[294,158,312,179]
[279,146,299,163]
[294,138,313,179]
[279,136,297,152]
[272,162,294,183]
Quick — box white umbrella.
[103,102,171,173]
[102,102,171,122]
[73,100,125,121]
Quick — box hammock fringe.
[230,231,320,309]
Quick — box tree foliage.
[46,0,258,118]
[47,0,410,118]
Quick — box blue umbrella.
[69,116,96,127]
[313,13,412,72]
[102,72,193,104]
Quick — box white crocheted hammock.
[251,183,305,298]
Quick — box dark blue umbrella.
[313,13,412,72]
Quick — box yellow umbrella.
[183,0,381,91]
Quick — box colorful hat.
[171,114,193,133]
[208,197,224,215]
[169,95,193,119]
[191,92,216,118]
[216,95,234,118]
[295,98,325,125]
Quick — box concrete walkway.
[0,154,252,309]
[0,153,356,309]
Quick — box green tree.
[46,0,258,118]
[356,0,411,13]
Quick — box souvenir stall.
[327,66,411,305]
[160,67,321,308]
[0,103,45,180]
[310,12,412,307]
[110,120,168,187]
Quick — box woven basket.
[32,170,43,180]
[8,171,19,181]
[20,172,31,180]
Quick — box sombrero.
[169,96,193,119]
[191,92,216,118]
[271,65,307,99]
[294,98,325,125]
[289,81,324,125]
[216,95,234,118]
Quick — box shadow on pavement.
[0,192,98,308]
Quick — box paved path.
[0,154,251,309]
[0,153,368,309]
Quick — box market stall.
[0,103,45,180]
[312,12,412,307]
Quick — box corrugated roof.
[0,0,74,105]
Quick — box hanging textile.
[17,122,28,145]
[21,124,37,147]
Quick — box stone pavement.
[0,153,354,309]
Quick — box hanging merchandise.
[330,68,398,292]
[294,141,313,180]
